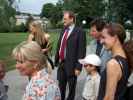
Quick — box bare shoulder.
[107,59,121,70]
[28,34,34,41]
[44,33,50,40]
[45,33,50,38]
[106,59,122,78]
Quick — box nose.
[16,63,21,70]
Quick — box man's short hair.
[90,18,106,32]
[64,11,76,23]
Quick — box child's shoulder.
[92,73,100,80]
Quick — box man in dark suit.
[55,11,86,100]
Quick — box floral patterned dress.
[23,69,61,100]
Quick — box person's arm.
[104,59,122,100]
[94,75,100,100]
[27,34,34,42]
[54,30,63,66]
[42,34,52,54]
[75,27,86,76]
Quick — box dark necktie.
[59,28,69,61]
[96,40,103,56]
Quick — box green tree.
[105,0,129,24]
[50,1,63,28]
[41,1,63,28]
[40,3,55,18]
[62,0,105,26]
[0,0,16,32]
[126,0,133,24]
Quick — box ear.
[33,63,39,69]
[34,62,41,70]
[111,34,116,41]
[114,34,118,39]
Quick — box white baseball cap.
[78,54,101,67]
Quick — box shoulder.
[29,34,34,38]
[92,73,100,82]
[44,33,50,41]
[45,33,50,38]
[107,59,120,69]
[43,75,60,93]
[28,34,34,40]
[74,26,83,31]
[31,74,57,90]
[106,58,122,77]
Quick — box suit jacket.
[55,26,86,77]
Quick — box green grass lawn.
[0,32,91,71]
[0,32,59,71]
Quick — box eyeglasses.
[84,64,88,68]
[16,60,25,64]
[16,59,37,64]
[83,64,93,68]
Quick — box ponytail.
[123,40,133,72]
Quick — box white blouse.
[82,73,100,100]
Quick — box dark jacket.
[55,26,86,77]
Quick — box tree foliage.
[0,0,16,32]
[62,0,105,26]
[40,0,133,28]
[103,0,133,27]
[125,0,133,24]
[41,0,105,27]
[41,3,55,18]
[41,1,63,28]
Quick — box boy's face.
[0,65,5,80]
[84,64,95,74]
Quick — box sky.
[15,0,58,14]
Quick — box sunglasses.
[16,59,37,64]
[83,64,93,68]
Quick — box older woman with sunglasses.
[12,41,61,100]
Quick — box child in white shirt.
[79,54,101,100]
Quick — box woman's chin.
[18,71,27,76]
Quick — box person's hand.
[75,69,81,76]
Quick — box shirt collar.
[68,24,75,30]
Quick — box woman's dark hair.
[104,23,126,44]
[123,40,133,72]
[104,23,133,72]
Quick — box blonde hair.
[12,41,47,70]
[30,21,46,46]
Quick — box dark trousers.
[57,63,77,100]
